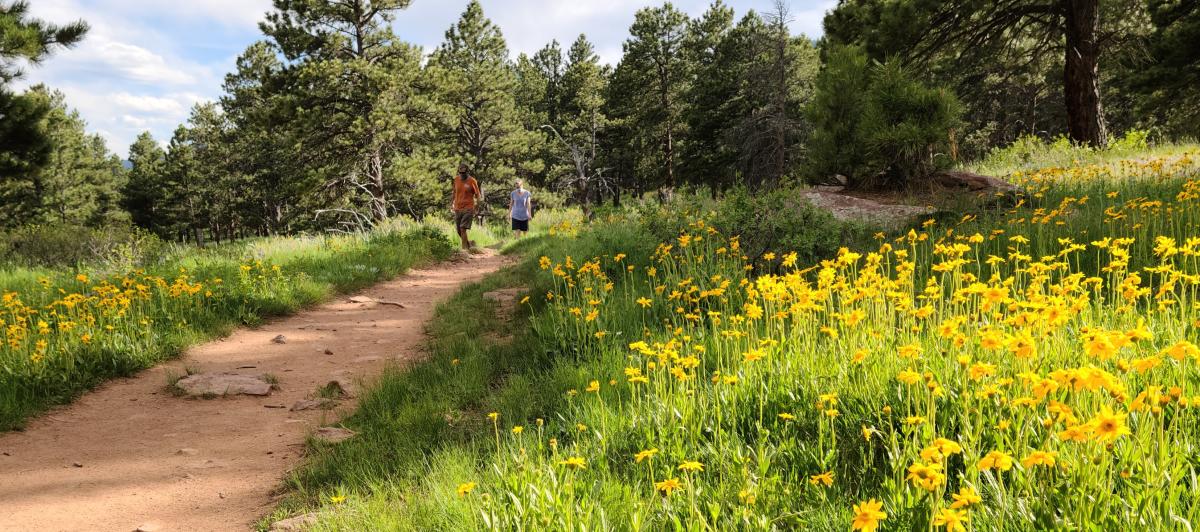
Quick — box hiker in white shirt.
[508,180,532,237]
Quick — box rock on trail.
[174,373,274,397]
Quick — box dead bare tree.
[541,124,611,220]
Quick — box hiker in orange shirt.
[451,163,482,250]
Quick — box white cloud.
[112,92,187,114]
[93,38,197,85]
[121,114,148,127]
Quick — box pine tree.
[1129,1,1200,138]
[34,86,126,226]
[512,52,555,188]
[805,45,872,184]
[220,41,308,234]
[824,0,1149,148]
[0,1,88,82]
[0,1,88,196]
[161,124,206,244]
[620,3,691,199]
[123,131,168,233]
[0,86,125,227]
[730,4,819,187]
[186,103,244,243]
[552,34,608,218]
[261,0,426,224]
[600,58,641,205]
[682,1,735,190]
[427,0,535,195]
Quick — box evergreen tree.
[620,3,691,199]
[600,58,641,205]
[123,131,167,233]
[682,1,736,190]
[427,0,535,195]
[552,34,609,218]
[260,0,426,224]
[186,103,244,243]
[0,1,87,189]
[0,86,124,227]
[161,125,204,244]
[220,41,306,234]
[0,1,88,82]
[532,40,566,127]
[512,52,555,188]
[731,4,819,187]
[806,45,872,184]
[34,87,126,226]
[824,0,1149,148]
[1128,1,1200,138]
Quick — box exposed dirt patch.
[482,287,526,321]
[0,250,513,532]
[802,186,934,227]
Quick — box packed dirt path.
[0,250,513,532]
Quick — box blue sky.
[19,0,834,157]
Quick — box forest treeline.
[1,0,1198,242]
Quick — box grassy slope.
[0,225,460,430]
[273,143,1200,530]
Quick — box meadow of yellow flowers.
[442,150,1200,530]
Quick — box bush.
[806,45,873,184]
[806,46,962,189]
[858,61,962,189]
[709,185,870,265]
[0,223,167,270]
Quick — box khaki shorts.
[453,209,474,233]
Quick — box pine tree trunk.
[660,65,676,202]
[368,148,387,223]
[1063,0,1108,147]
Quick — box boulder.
[325,378,356,398]
[290,399,336,412]
[174,373,273,397]
[932,171,1022,197]
[269,513,318,531]
[313,427,356,444]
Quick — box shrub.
[805,45,873,184]
[709,185,870,265]
[806,47,962,190]
[858,61,962,189]
[0,223,167,270]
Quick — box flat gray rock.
[175,373,273,397]
[313,427,355,444]
[270,513,318,531]
[290,399,336,412]
[348,295,405,308]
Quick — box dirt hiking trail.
[0,250,513,532]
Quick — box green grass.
[0,225,456,431]
[264,254,552,529]
[270,145,1200,530]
